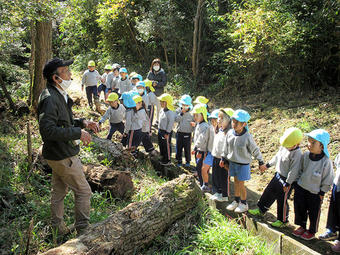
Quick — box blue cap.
[136,81,146,88]
[232,109,250,130]
[120,91,139,108]
[231,109,251,123]
[119,67,128,73]
[131,74,143,81]
[208,109,219,119]
[306,129,330,158]
[178,94,193,110]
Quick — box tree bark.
[31,19,52,111]
[0,75,16,112]
[28,20,36,106]
[83,164,134,199]
[40,174,201,255]
[192,0,205,80]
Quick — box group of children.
[82,61,339,252]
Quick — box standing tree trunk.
[30,19,52,111]
[28,21,36,106]
[192,0,205,81]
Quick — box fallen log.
[83,164,134,199]
[40,174,201,255]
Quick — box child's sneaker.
[301,230,315,240]
[216,196,229,202]
[235,202,248,213]
[331,240,340,253]
[201,185,210,193]
[184,163,191,167]
[292,227,305,237]
[248,208,264,217]
[210,193,222,200]
[319,230,337,241]
[177,163,182,167]
[271,220,287,228]
[226,200,239,211]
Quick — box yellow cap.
[133,95,143,104]
[88,60,95,67]
[220,108,234,117]
[280,127,303,148]
[194,96,209,104]
[158,93,174,111]
[144,79,155,92]
[106,92,119,102]
[192,104,208,122]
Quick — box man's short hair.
[43,58,73,83]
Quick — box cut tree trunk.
[83,164,134,199]
[91,136,136,170]
[40,174,201,255]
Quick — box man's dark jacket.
[37,83,85,160]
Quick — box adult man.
[37,58,99,235]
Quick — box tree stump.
[83,164,134,199]
[40,174,201,255]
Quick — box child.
[118,67,133,94]
[201,109,220,192]
[144,79,158,132]
[293,129,334,240]
[123,94,145,156]
[106,63,120,94]
[98,64,112,100]
[130,73,143,87]
[248,127,303,228]
[175,95,194,167]
[192,104,210,186]
[319,152,340,252]
[134,95,157,156]
[81,60,101,109]
[158,93,176,165]
[120,91,139,147]
[98,92,126,140]
[210,108,233,199]
[136,81,149,109]
[220,109,266,213]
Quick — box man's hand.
[83,120,100,133]
[80,130,92,146]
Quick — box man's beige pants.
[46,155,92,229]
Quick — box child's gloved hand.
[219,160,225,168]
[259,164,266,173]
